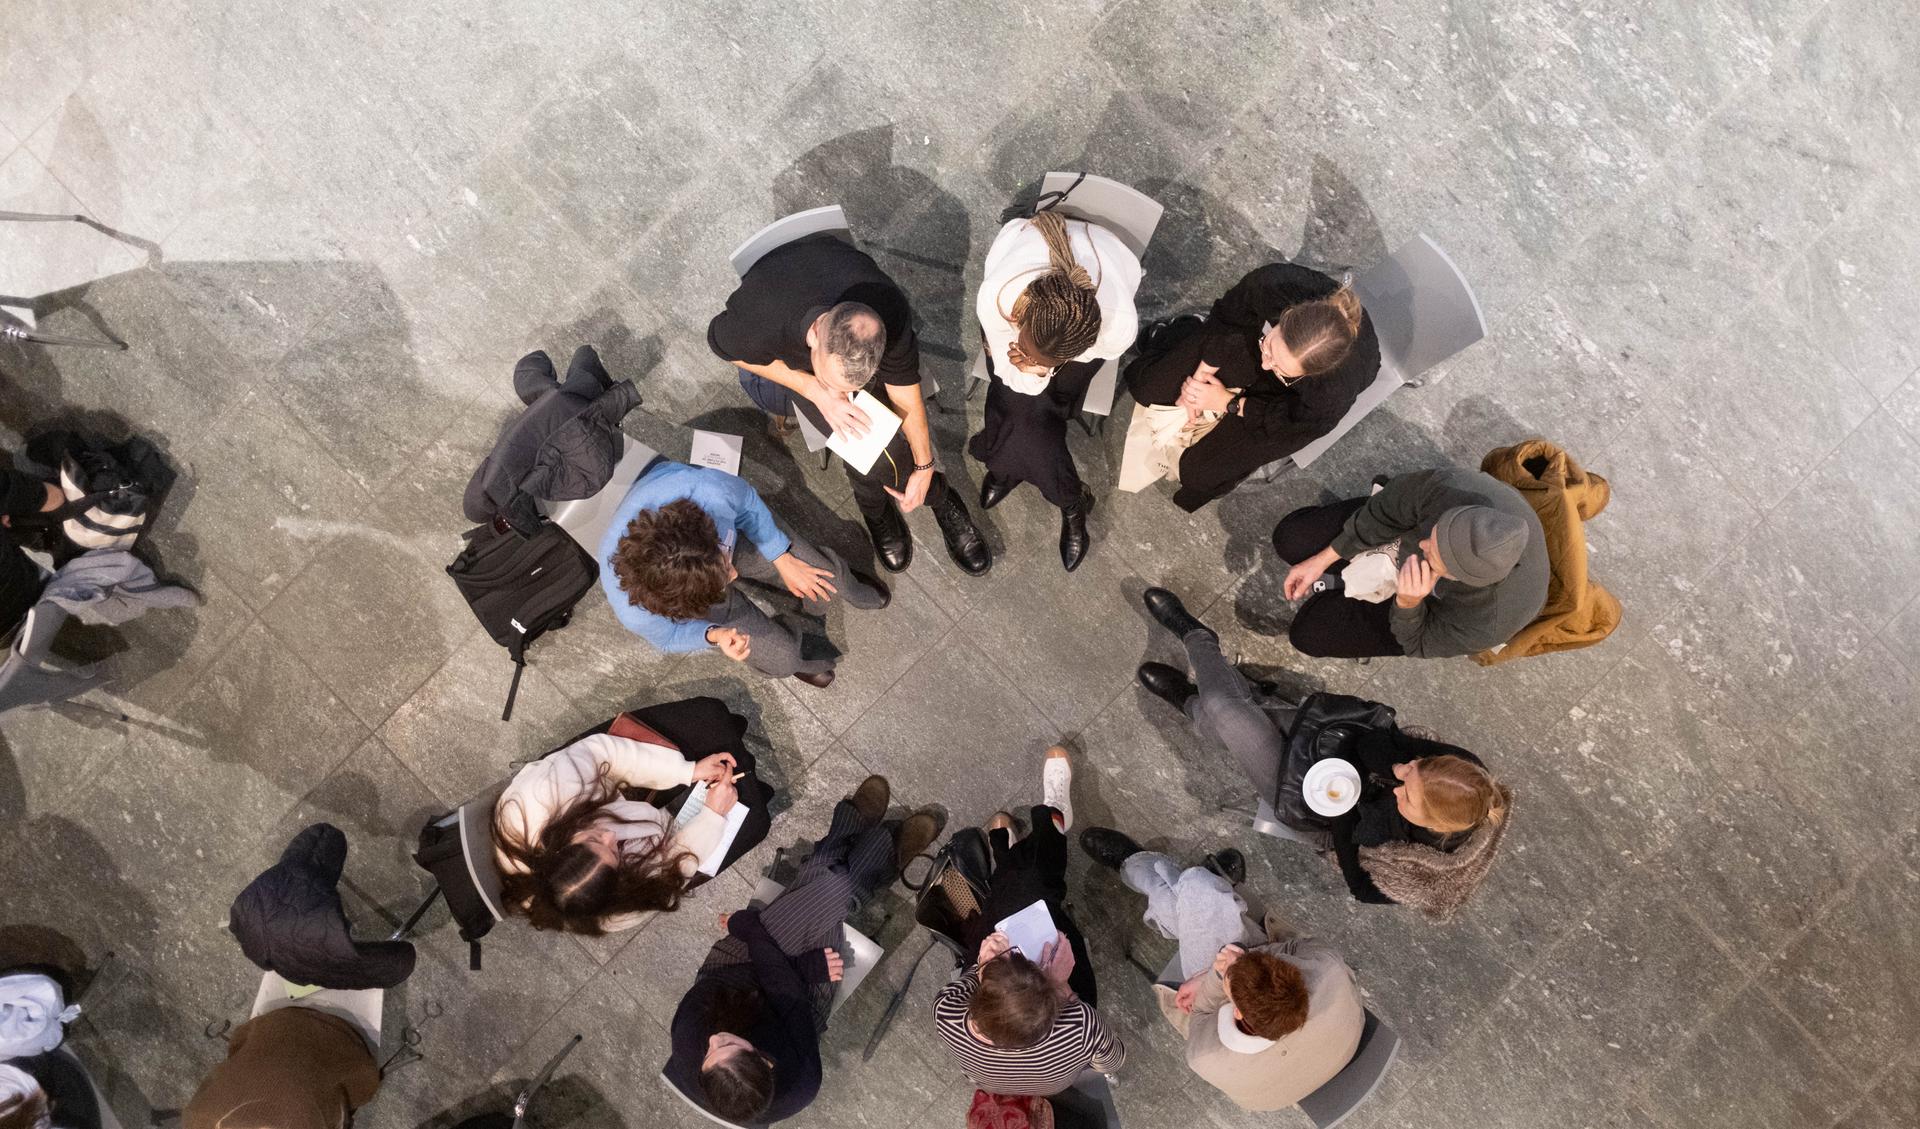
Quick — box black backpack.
[411,807,501,971]
[447,521,598,720]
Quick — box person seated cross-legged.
[601,459,890,689]
[1077,827,1365,1112]
[1272,466,1549,659]
[1136,587,1515,916]
[664,776,938,1125]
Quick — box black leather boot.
[1136,662,1197,713]
[1078,827,1143,871]
[979,473,1015,510]
[1059,489,1094,572]
[862,500,913,574]
[930,476,992,576]
[1142,586,1214,640]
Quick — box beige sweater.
[1154,931,1365,1111]
[493,733,726,932]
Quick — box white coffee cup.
[1303,758,1362,817]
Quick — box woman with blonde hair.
[1134,585,1511,918]
[970,209,1142,571]
[1121,263,1378,509]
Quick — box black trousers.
[967,353,1101,509]
[962,805,1099,1005]
[1272,496,1406,659]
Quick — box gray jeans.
[1180,629,1333,849]
[707,531,887,678]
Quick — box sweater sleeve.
[1187,963,1232,1019]
[569,733,698,790]
[1331,469,1445,557]
[1082,1004,1127,1074]
[1330,813,1396,904]
[608,592,718,653]
[722,474,793,562]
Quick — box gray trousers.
[706,531,887,678]
[1180,629,1332,849]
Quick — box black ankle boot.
[930,477,992,576]
[1059,490,1094,572]
[1079,827,1143,871]
[1136,662,1197,713]
[1142,587,1213,639]
[979,474,1015,510]
[862,501,913,573]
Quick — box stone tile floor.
[3,1,1917,1127]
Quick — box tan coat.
[184,1008,380,1129]
[1473,439,1622,664]
[1152,924,1364,1111]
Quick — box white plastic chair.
[1288,234,1487,469]
[249,971,384,1055]
[538,434,661,556]
[968,174,1162,426]
[1297,1009,1402,1128]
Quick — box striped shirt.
[934,967,1126,1095]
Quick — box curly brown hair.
[612,498,731,620]
[1226,950,1311,1039]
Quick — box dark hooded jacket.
[462,346,641,535]
[228,824,416,991]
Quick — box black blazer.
[1124,263,1380,510]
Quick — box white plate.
[1303,757,1362,817]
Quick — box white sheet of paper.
[823,390,903,474]
[690,429,744,477]
[995,898,1058,961]
[672,783,751,876]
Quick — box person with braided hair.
[969,210,1142,571]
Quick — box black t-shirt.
[0,469,53,633]
[706,234,921,390]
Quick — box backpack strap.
[501,656,527,722]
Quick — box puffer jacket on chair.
[462,345,642,535]
[228,824,416,991]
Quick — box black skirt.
[966,351,1101,508]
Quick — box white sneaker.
[1041,746,1073,831]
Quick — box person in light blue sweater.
[598,460,889,688]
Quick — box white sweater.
[492,733,728,932]
[976,217,1143,395]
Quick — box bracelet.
[912,459,935,472]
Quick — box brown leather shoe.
[793,669,835,689]
[767,414,799,440]
[895,810,941,870]
[850,775,891,825]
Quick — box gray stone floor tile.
[1759,861,1920,1083]
[1336,914,1520,1066]
[1651,532,1873,734]
[1849,1051,1920,1129]
[266,737,446,923]
[789,572,954,737]
[837,636,1058,828]
[0,146,146,302]
[63,962,230,1126]
[481,978,682,1126]
[379,630,603,807]
[1521,894,1750,1077]
[1767,410,1920,622]
[0,1,88,141]
[1878,594,1920,680]
[1640,985,1861,1129]
[1782,181,1920,398]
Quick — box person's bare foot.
[1042,745,1073,831]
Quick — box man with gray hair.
[710,233,991,577]
[1269,466,1549,658]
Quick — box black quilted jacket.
[228,823,416,991]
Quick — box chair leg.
[389,885,443,941]
[1072,414,1094,438]
[1,322,127,351]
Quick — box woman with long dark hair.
[492,731,743,935]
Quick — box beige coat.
[1153,924,1364,1112]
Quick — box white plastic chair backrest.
[1252,797,1289,838]
[659,1070,748,1129]
[539,435,661,556]
[1038,173,1164,259]
[1291,235,1486,469]
[747,877,880,1014]
[728,206,853,278]
[1350,233,1486,385]
[456,796,509,924]
[1297,1008,1401,1128]
[248,972,384,1055]
[1081,356,1121,418]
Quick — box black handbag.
[1273,692,1397,829]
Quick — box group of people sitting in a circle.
[30,199,1559,1129]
